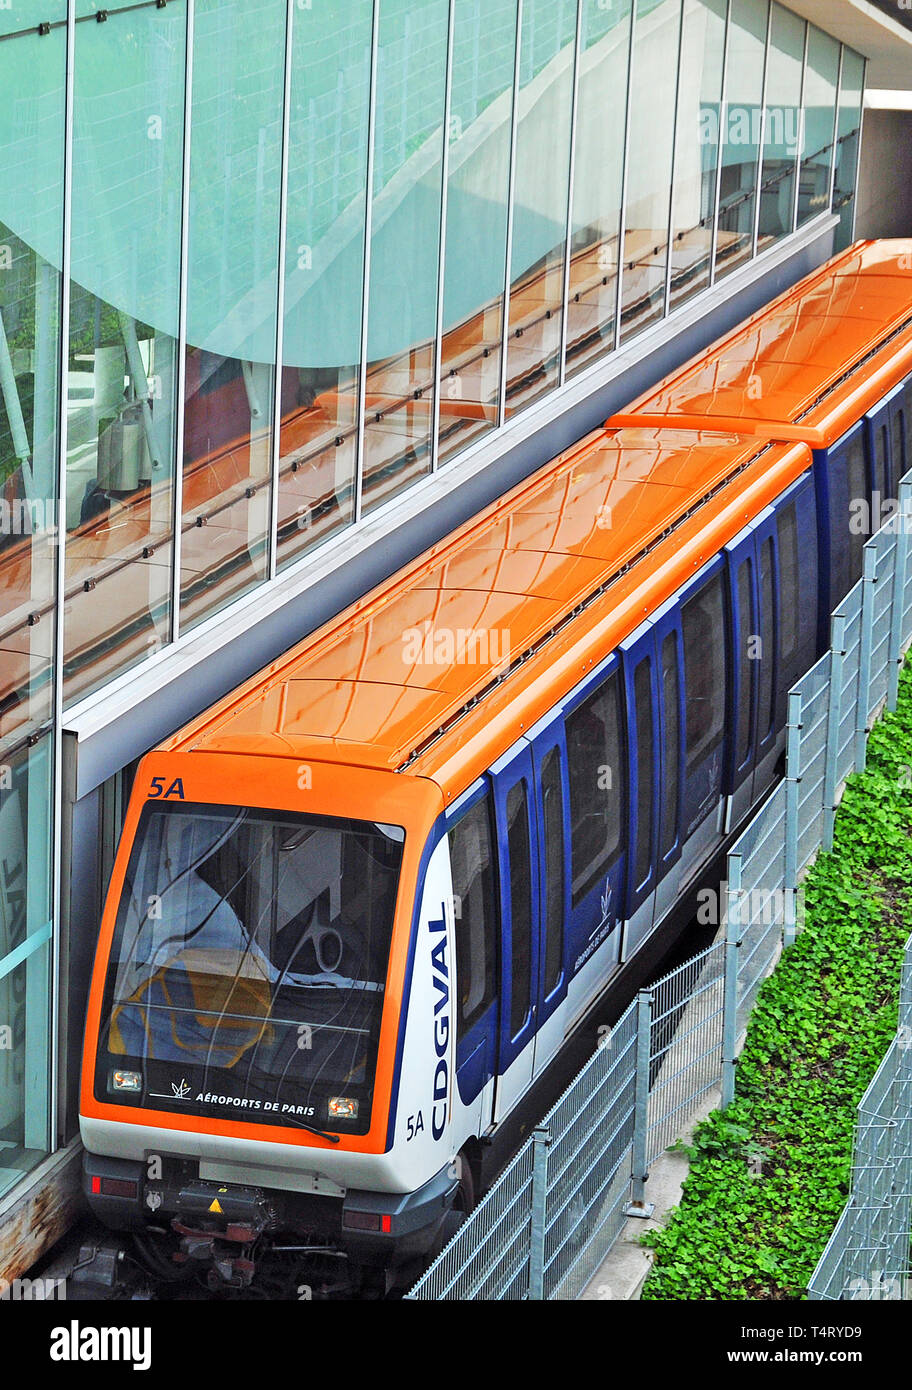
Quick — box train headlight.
[110,1069,142,1094]
[328,1096,358,1121]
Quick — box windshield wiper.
[294,1119,341,1143]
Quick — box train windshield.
[95,801,404,1136]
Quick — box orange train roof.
[164,242,912,799]
[608,240,912,447]
[167,426,810,789]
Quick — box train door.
[867,399,893,507]
[889,377,910,485]
[724,523,760,832]
[722,507,781,823]
[867,378,910,508]
[527,717,570,1081]
[774,475,818,696]
[902,373,912,481]
[448,780,500,1135]
[489,741,540,1121]
[650,606,686,934]
[823,420,868,618]
[677,559,729,874]
[561,657,628,1024]
[619,622,659,960]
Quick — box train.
[77,240,912,1296]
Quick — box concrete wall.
[855,107,912,240]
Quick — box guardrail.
[406,479,912,1300]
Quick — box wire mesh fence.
[808,937,912,1301]
[407,480,912,1301]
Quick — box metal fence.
[407,480,912,1300]
[808,938,912,1301]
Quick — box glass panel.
[833,48,864,253]
[437,0,518,464]
[668,0,727,311]
[362,0,449,515]
[565,0,633,378]
[716,0,768,281]
[276,1,373,570]
[451,793,498,1039]
[758,3,805,250]
[797,25,839,228]
[0,949,51,1201]
[181,0,287,629]
[0,731,55,1197]
[620,0,683,343]
[504,0,577,417]
[64,3,186,702]
[95,801,403,1135]
[633,657,653,887]
[566,673,624,907]
[506,781,532,1039]
[0,16,62,1198]
[0,17,65,742]
[540,748,564,995]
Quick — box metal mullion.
[558,0,583,387]
[791,18,809,235]
[354,0,381,525]
[708,0,732,289]
[268,0,295,579]
[751,0,773,260]
[851,57,867,243]
[497,0,524,430]
[431,0,456,473]
[827,43,844,214]
[613,0,637,353]
[662,0,686,322]
[50,0,77,1155]
[170,0,195,644]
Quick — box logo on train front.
[429,903,450,1141]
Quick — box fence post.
[527,1125,551,1300]
[722,853,741,1108]
[624,989,655,1218]
[783,689,802,949]
[888,482,912,711]
[823,611,847,852]
[855,544,878,773]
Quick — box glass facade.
[833,48,865,254]
[758,3,805,248]
[0,7,66,1200]
[0,0,865,1206]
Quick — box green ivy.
[640,656,912,1301]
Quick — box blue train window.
[506,782,532,1039]
[777,504,799,663]
[541,750,564,997]
[659,633,679,860]
[566,672,625,907]
[633,658,654,889]
[450,794,498,1039]
[759,537,775,738]
[682,574,726,772]
[893,409,906,482]
[736,559,753,767]
[846,434,867,583]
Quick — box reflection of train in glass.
[78,243,912,1294]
